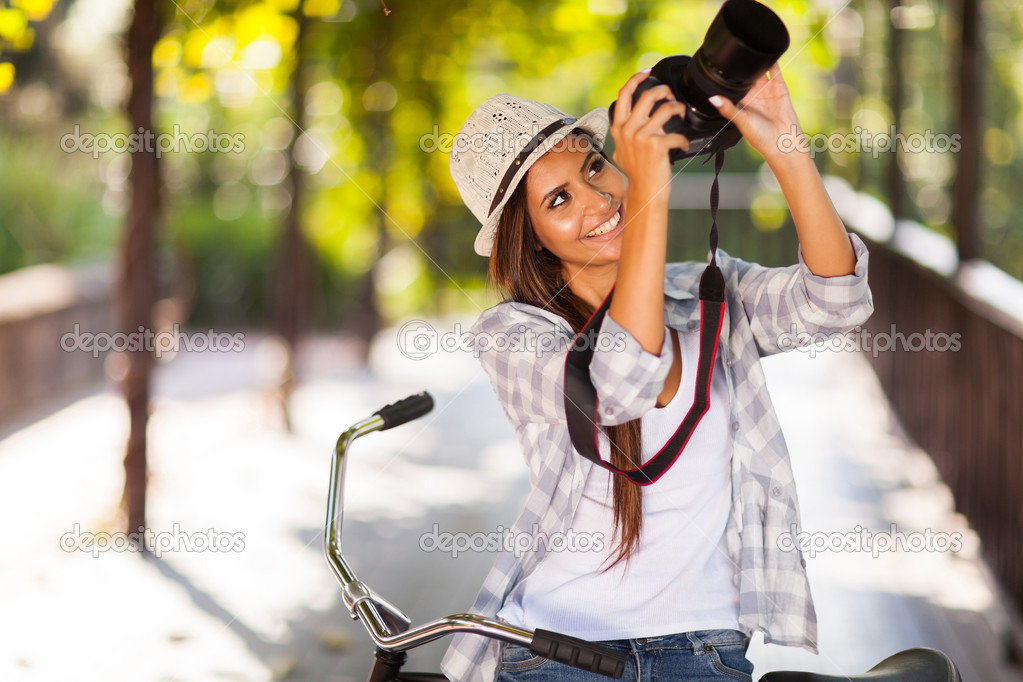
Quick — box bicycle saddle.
[759,647,962,682]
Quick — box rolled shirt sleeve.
[589,310,673,426]
[470,301,673,428]
[728,232,874,356]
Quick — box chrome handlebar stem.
[323,414,533,653]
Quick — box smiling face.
[524,132,627,280]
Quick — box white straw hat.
[449,93,610,257]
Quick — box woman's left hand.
[708,63,803,165]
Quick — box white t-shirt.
[497,326,740,639]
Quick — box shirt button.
[604,407,614,416]
[801,558,807,568]
[730,421,739,432]
[772,486,782,497]
[687,321,696,330]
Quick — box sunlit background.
[3,0,1021,321]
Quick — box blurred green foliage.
[0,0,1021,329]
[0,131,118,272]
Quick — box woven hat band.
[487,117,577,217]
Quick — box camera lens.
[680,0,790,117]
[702,0,789,86]
[605,0,790,159]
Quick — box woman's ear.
[529,223,544,252]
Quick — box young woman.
[440,66,874,682]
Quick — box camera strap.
[561,149,726,485]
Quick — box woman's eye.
[547,158,604,209]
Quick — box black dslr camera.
[608,0,790,162]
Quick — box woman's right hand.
[609,70,691,201]
[604,71,689,357]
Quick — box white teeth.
[585,210,621,238]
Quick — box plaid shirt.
[440,234,873,682]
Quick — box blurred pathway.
[0,317,1019,681]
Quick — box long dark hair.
[486,130,644,574]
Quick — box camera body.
[608,0,790,163]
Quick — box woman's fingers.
[613,70,654,129]
[663,133,692,153]
[612,72,694,181]
[629,98,689,149]
[641,100,687,133]
[621,84,674,134]
[708,94,741,122]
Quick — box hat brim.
[473,107,611,258]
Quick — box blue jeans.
[496,629,753,682]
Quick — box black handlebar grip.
[373,391,434,430]
[529,629,626,678]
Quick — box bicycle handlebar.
[530,629,627,677]
[323,392,627,678]
[374,391,434,431]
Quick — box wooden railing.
[858,233,1023,615]
[0,262,114,422]
[825,171,1023,618]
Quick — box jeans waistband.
[595,629,750,651]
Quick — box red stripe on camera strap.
[562,149,726,486]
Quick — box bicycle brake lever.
[343,580,413,635]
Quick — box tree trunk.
[886,0,905,219]
[952,0,983,261]
[120,0,162,546]
[274,9,313,431]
